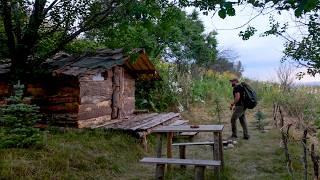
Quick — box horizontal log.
[50,113,78,121]
[40,102,79,113]
[79,80,112,98]
[78,102,112,120]
[32,96,79,105]
[80,96,109,104]
[77,115,112,128]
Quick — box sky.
[186,6,320,84]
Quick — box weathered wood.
[103,113,159,129]
[195,166,205,180]
[179,145,186,169]
[123,97,135,115]
[155,164,165,180]
[77,115,111,128]
[140,157,221,166]
[78,101,112,120]
[79,80,113,98]
[156,133,163,158]
[173,142,214,146]
[179,132,199,137]
[41,102,79,113]
[169,119,189,126]
[134,113,180,130]
[141,132,148,152]
[81,95,109,104]
[166,132,173,172]
[112,66,121,119]
[219,132,224,169]
[213,132,220,178]
[153,125,224,133]
[91,119,123,128]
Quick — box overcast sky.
[186,6,320,83]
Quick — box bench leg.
[179,145,186,170]
[156,133,163,158]
[155,164,165,180]
[166,132,173,172]
[213,132,220,179]
[194,166,205,180]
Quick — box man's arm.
[230,92,240,110]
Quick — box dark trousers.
[231,106,249,137]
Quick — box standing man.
[229,78,250,139]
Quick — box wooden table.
[152,125,224,177]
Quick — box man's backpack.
[240,82,257,109]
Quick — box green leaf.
[218,9,226,19]
[227,8,236,16]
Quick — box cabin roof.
[0,49,160,81]
[44,48,161,81]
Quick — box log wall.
[78,69,113,128]
[123,70,135,116]
[26,77,80,126]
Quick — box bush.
[0,83,43,148]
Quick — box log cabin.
[0,49,161,128]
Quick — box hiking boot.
[230,135,238,139]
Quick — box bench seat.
[140,157,221,166]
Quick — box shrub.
[0,83,43,148]
[255,110,267,130]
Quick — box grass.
[0,103,317,179]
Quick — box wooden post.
[213,132,220,178]
[167,132,173,172]
[195,166,205,180]
[218,132,224,169]
[156,133,163,158]
[142,133,148,152]
[179,145,186,169]
[155,164,165,180]
[155,133,164,180]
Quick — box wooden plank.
[91,119,123,128]
[104,113,158,129]
[152,125,224,133]
[166,132,173,172]
[168,120,189,126]
[134,113,180,131]
[140,157,221,166]
[77,115,111,128]
[179,132,198,136]
[173,142,214,146]
[81,95,109,104]
[172,141,229,146]
[213,132,220,178]
[195,166,205,180]
[179,145,186,169]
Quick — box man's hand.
[229,103,235,110]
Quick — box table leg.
[166,132,173,172]
[213,132,220,178]
[219,132,224,169]
[179,145,186,170]
[155,133,164,179]
[156,133,163,157]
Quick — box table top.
[152,125,224,133]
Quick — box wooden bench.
[172,141,228,169]
[140,157,221,180]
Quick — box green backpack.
[240,82,257,109]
